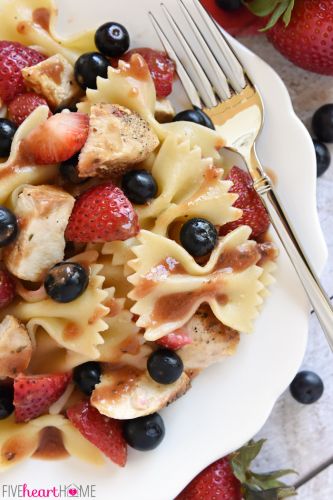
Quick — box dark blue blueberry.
[44,262,89,303]
[123,413,165,451]
[73,362,101,396]
[173,107,215,130]
[0,206,18,248]
[0,385,14,420]
[74,52,109,90]
[0,119,17,157]
[312,104,333,143]
[180,218,218,257]
[290,371,324,404]
[60,153,88,184]
[95,22,130,57]
[313,139,331,177]
[122,170,158,205]
[147,349,183,385]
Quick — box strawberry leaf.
[244,0,295,30]
[230,440,266,482]
[245,486,297,499]
[248,470,297,489]
[244,0,279,17]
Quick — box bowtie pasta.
[0,0,277,471]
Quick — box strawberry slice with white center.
[67,400,127,467]
[20,112,89,165]
[14,372,72,422]
[157,328,192,350]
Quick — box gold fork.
[149,0,333,350]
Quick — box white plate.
[2,1,327,499]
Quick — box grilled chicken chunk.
[0,316,32,378]
[22,54,81,109]
[78,103,159,178]
[91,367,190,420]
[4,185,75,282]
[179,305,240,373]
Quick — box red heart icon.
[68,489,78,496]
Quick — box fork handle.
[259,181,333,351]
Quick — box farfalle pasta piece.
[128,228,265,340]
[152,167,241,236]
[0,106,58,204]
[137,135,223,226]
[3,263,110,358]
[0,414,104,471]
[77,55,159,132]
[0,0,96,64]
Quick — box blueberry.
[44,262,89,303]
[0,119,17,157]
[290,371,324,404]
[313,139,331,177]
[216,0,242,11]
[180,218,218,257]
[95,22,130,57]
[0,206,18,248]
[312,104,333,143]
[122,170,158,205]
[74,52,109,90]
[73,362,101,396]
[173,107,215,130]
[147,349,183,385]
[0,385,14,420]
[60,153,88,184]
[123,413,165,451]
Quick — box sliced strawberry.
[157,328,192,350]
[67,400,127,467]
[65,182,139,243]
[0,41,45,104]
[20,112,89,165]
[14,372,72,422]
[220,167,270,239]
[123,48,176,98]
[0,269,15,309]
[8,92,52,126]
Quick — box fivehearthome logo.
[1,483,97,498]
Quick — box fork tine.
[178,0,231,101]
[148,11,202,108]
[160,3,218,108]
[192,0,246,92]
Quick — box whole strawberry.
[221,166,270,239]
[177,440,296,500]
[8,92,52,126]
[0,269,15,309]
[0,42,45,104]
[65,182,139,243]
[247,0,333,75]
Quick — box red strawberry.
[8,92,52,126]
[14,372,72,422]
[20,112,89,164]
[157,328,192,350]
[245,0,333,75]
[124,48,176,98]
[0,269,15,309]
[65,182,139,243]
[0,41,45,104]
[220,167,270,239]
[177,440,296,500]
[67,400,127,467]
[201,0,267,36]
[178,457,242,500]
